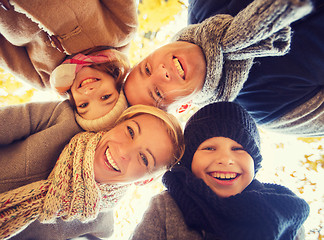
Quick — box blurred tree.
[0,0,323,239]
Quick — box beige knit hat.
[75,91,128,132]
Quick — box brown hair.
[67,46,130,109]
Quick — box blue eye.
[203,147,215,151]
[145,64,151,76]
[127,126,134,139]
[155,88,163,100]
[232,147,245,151]
[140,153,148,166]
[79,103,88,108]
[101,94,111,100]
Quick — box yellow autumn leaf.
[298,137,324,143]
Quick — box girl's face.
[124,41,206,109]
[191,137,254,198]
[71,66,119,120]
[93,114,174,184]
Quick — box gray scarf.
[173,0,313,106]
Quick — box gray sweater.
[130,191,203,240]
[0,100,114,239]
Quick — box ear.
[134,178,154,186]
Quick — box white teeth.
[211,172,237,180]
[81,78,97,87]
[173,58,184,78]
[105,148,120,171]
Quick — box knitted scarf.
[173,0,313,106]
[163,166,310,240]
[0,131,129,239]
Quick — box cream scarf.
[0,131,129,239]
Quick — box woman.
[0,105,184,240]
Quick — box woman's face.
[191,137,254,198]
[93,114,174,184]
[124,41,206,109]
[71,67,119,120]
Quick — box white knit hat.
[75,91,128,132]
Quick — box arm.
[130,193,168,240]
[188,0,252,24]
[0,100,74,145]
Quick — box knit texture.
[0,131,129,239]
[173,0,313,106]
[50,53,110,94]
[163,166,310,240]
[75,91,128,132]
[181,102,262,173]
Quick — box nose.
[154,64,170,82]
[80,86,96,96]
[118,141,136,163]
[215,151,234,166]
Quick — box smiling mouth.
[79,78,99,88]
[104,148,120,172]
[173,57,185,79]
[209,172,239,181]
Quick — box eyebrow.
[132,119,156,167]
[78,108,88,116]
[139,62,144,78]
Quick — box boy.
[130,102,310,240]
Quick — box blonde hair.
[116,105,185,169]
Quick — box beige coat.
[0,0,138,89]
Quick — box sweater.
[187,0,324,136]
[0,100,82,193]
[0,0,138,89]
[0,101,114,239]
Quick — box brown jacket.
[0,0,138,89]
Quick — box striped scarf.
[0,131,129,239]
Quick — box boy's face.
[71,67,119,120]
[93,114,173,184]
[191,137,254,198]
[124,41,206,109]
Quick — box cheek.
[191,154,205,178]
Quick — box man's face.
[124,41,206,109]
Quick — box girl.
[0,105,185,239]
[50,47,130,131]
[130,102,309,240]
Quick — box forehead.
[130,114,173,163]
[199,137,241,146]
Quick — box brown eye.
[79,103,88,108]
[101,94,111,100]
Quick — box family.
[0,0,322,239]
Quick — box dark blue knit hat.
[181,102,262,174]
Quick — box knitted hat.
[181,102,262,173]
[75,91,128,132]
[173,0,313,106]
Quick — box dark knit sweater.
[163,166,310,240]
